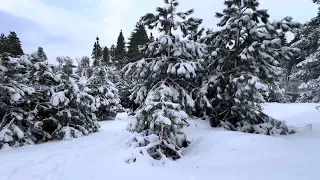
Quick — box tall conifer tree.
[91,37,102,67]
[102,46,110,66]
[7,31,23,57]
[124,0,205,162]
[127,23,149,62]
[109,44,116,62]
[115,30,127,67]
[0,33,9,54]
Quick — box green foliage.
[7,31,24,57]
[109,44,116,62]
[115,30,127,66]
[127,23,149,62]
[0,31,24,57]
[91,37,103,67]
[35,47,48,62]
[102,46,110,66]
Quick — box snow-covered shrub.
[197,0,300,135]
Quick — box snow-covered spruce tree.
[92,37,103,67]
[0,54,36,148]
[49,58,100,140]
[198,0,300,135]
[291,51,320,102]
[127,22,149,63]
[0,53,64,148]
[123,0,205,162]
[34,47,48,63]
[26,52,59,140]
[7,31,24,57]
[86,64,121,120]
[290,2,320,103]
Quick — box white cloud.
[104,0,135,14]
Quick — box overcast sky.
[0,0,318,64]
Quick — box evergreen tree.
[288,0,320,102]
[50,57,100,139]
[313,0,320,4]
[291,51,320,102]
[123,0,205,163]
[76,56,92,77]
[86,65,122,120]
[102,46,110,66]
[0,33,9,54]
[109,44,116,62]
[7,31,24,57]
[35,47,48,63]
[91,37,102,67]
[115,30,127,66]
[198,0,300,135]
[25,54,61,143]
[127,23,149,62]
[122,22,149,109]
[0,54,35,148]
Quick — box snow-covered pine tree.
[291,51,320,102]
[76,56,92,78]
[102,46,110,66]
[86,64,121,120]
[290,1,320,102]
[109,44,116,63]
[118,22,149,109]
[7,31,24,57]
[123,0,206,162]
[0,33,9,54]
[115,30,127,68]
[49,58,100,140]
[127,22,149,62]
[34,47,48,63]
[199,0,300,135]
[0,54,35,148]
[92,37,103,67]
[24,53,60,143]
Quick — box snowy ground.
[1,103,320,180]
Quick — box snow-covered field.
[1,103,320,180]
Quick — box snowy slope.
[1,103,320,180]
